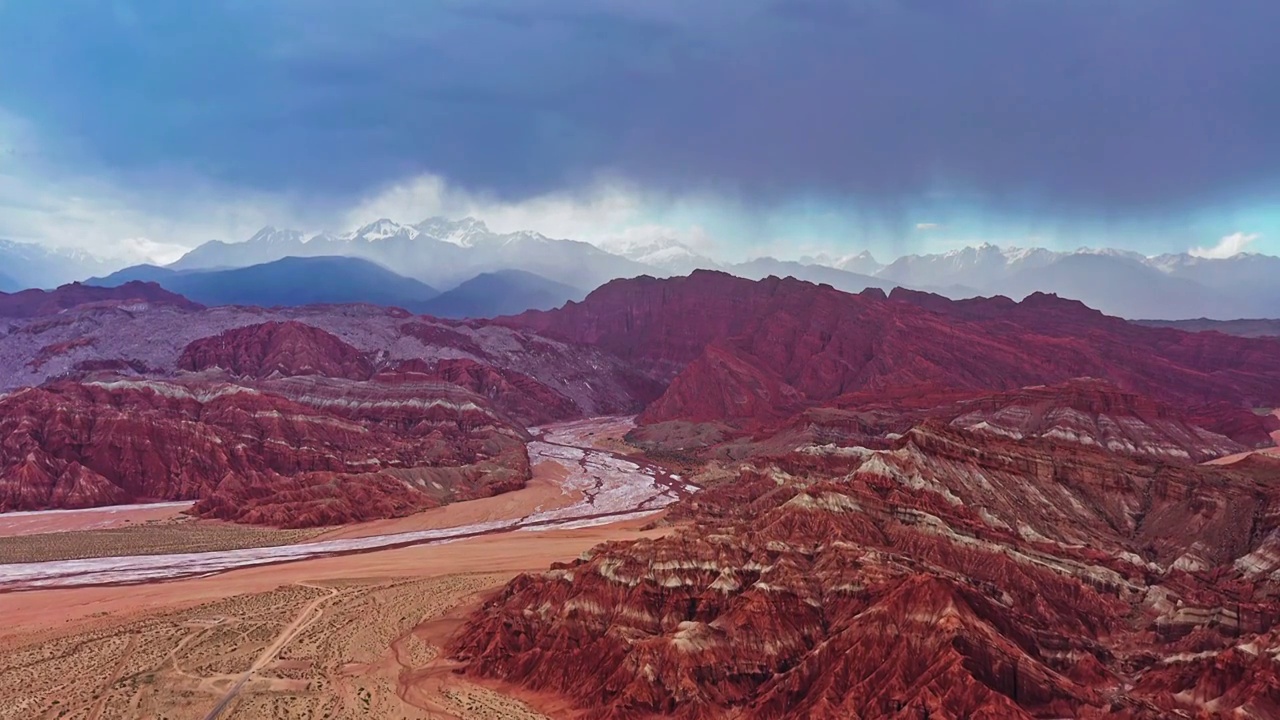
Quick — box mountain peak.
[247,226,305,245]
[344,218,420,242]
[415,216,492,245]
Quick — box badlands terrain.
[2,272,1280,718]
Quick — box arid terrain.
[0,416,672,720]
[0,529,667,720]
[5,276,1280,718]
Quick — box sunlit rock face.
[452,426,1280,718]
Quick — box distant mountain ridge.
[1135,318,1280,338]
[169,217,651,291]
[0,239,118,291]
[163,219,1280,319]
[89,256,584,319]
[7,214,1278,321]
[866,243,1280,319]
[422,270,584,319]
[89,256,441,312]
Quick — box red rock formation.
[177,320,374,380]
[638,344,803,426]
[0,281,202,318]
[509,272,1280,422]
[451,426,1280,719]
[506,271,769,373]
[679,378,1246,464]
[0,378,529,525]
[380,357,579,426]
[938,378,1247,462]
[1189,402,1280,449]
[27,337,95,370]
[191,470,442,528]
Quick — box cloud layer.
[1191,232,1261,260]
[0,1,1278,259]
[4,2,1279,207]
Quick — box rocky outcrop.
[0,302,658,416]
[0,301,666,521]
[381,357,579,426]
[506,271,773,374]
[941,379,1247,462]
[638,345,803,426]
[637,379,1254,464]
[510,272,1280,431]
[177,320,375,380]
[0,378,529,525]
[0,280,202,318]
[452,426,1280,718]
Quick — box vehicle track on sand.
[202,583,341,720]
[85,636,136,720]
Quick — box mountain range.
[147,221,1280,319]
[7,217,1280,320]
[871,243,1280,319]
[168,218,651,292]
[0,239,118,292]
[88,257,582,319]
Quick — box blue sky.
[0,0,1277,262]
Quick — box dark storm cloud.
[0,0,1277,212]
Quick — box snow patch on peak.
[345,219,420,242]
[415,216,492,246]
[247,227,306,245]
[597,232,718,275]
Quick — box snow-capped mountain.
[168,217,651,291]
[414,217,490,246]
[851,243,1277,319]
[158,217,1280,320]
[876,243,1060,291]
[831,251,884,276]
[0,239,118,291]
[343,218,420,243]
[597,235,720,276]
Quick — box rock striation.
[0,377,529,526]
[177,320,376,380]
[452,425,1280,718]
[940,379,1247,462]
[381,357,580,427]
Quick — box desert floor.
[0,512,669,720]
[0,417,670,719]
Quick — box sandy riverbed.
[0,416,684,719]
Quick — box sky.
[0,0,1278,264]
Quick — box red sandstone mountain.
[0,377,528,525]
[0,280,202,318]
[0,296,662,522]
[640,378,1248,464]
[920,379,1246,462]
[177,320,376,380]
[0,300,655,417]
[512,271,1280,442]
[452,425,1280,718]
[380,357,580,426]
